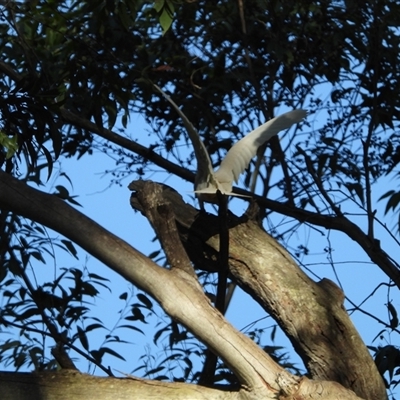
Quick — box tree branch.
[0,370,238,400]
[133,181,196,278]
[199,192,230,385]
[0,370,363,400]
[129,180,386,400]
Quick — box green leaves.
[0,93,62,178]
[1,1,400,393]
[0,254,117,371]
[380,190,400,215]
[370,345,400,387]
[53,185,82,207]
[379,190,400,235]
[153,0,175,34]
[0,132,18,159]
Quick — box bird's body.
[154,85,306,203]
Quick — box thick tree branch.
[0,370,363,400]
[0,370,238,400]
[130,180,386,400]
[133,181,196,277]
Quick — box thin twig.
[199,190,230,385]
[296,145,343,217]
[215,191,229,314]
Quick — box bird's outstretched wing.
[154,84,306,202]
[215,110,307,185]
[153,85,215,188]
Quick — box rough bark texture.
[0,371,364,400]
[0,371,237,400]
[130,180,387,400]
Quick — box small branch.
[363,132,374,240]
[363,5,380,240]
[51,344,77,370]
[1,318,111,375]
[199,191,230,385]
[215,191,229,314]
[296,145,343,216]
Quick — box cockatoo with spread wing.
[154,85,306,203]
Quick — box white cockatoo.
[154,85,306,203]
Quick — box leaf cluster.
[1,1,400,395]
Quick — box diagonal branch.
[133,181,196,278]
[59,108,194,184]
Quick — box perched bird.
[154,85,306,203]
